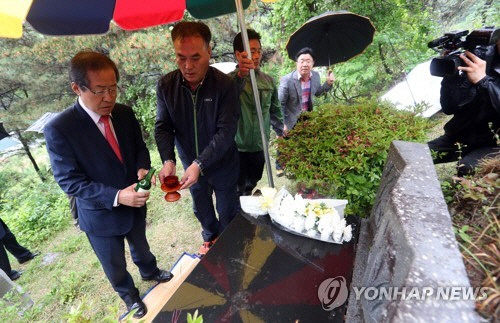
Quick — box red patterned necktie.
[99,115,123,162]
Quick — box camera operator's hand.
[458,51,487,84]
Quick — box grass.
[0,142,292,322]
[447,156,500,321]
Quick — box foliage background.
[1,0,499,134]
[276,100,434,215]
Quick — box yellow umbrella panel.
[0,0,33,38]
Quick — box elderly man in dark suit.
[278,47,335,132]
[44,50,172,319]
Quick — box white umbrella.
[381,60,443,118]
[25,112,60,133]
[210,62,237,74]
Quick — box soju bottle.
[135,167,156,192]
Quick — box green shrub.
[0,177,70,247]
[277,99,434,216]
[123,78,157,144]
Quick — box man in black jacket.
[155,21,240,255]
[428,41,500,176]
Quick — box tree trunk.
[481,0,493,25]
[14,129,46,182]
[378,43,392,75]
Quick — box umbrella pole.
[234,0,274,188]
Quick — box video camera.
[428,27,499,77]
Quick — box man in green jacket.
[230,29,285,196]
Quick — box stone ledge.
[346,140,482,323]
[0,269,33,314]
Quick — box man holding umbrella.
[280,10,375,134]
[230,29,285,196]
[277,48,335,176]
[279,47,335,133]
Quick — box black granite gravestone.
[154,212,358,322]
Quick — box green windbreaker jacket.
[230,68,284,152]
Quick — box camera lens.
[430,56,462,77]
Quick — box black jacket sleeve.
[155,79,176,164]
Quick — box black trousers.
[237,151,265,196]
[428,135,500,176]
[0,220,32,275]
[85,215,158,305]
[189,159,240,242]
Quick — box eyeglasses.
[82,85,119,97]
[298,59,313,64]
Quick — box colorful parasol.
[155,213,358,321]
[0,0,251,38]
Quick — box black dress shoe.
[8,270,23,281]
[128,300,147,319]
[142,269,174,283]
[18,252,40,264]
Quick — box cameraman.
[428,40,500,176]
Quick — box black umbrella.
[286,10,375,67]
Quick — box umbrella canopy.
[0,0,250,38]
[210,62,237,74]
[25,112,60,133]
[155,213,358,321]
[286,10,375,67]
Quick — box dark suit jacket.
[278,70,332,130]
[44,101,151,237]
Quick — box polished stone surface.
[154,212,358,322]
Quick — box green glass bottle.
[135,167,156,192]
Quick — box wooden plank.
[121,254,200,322]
